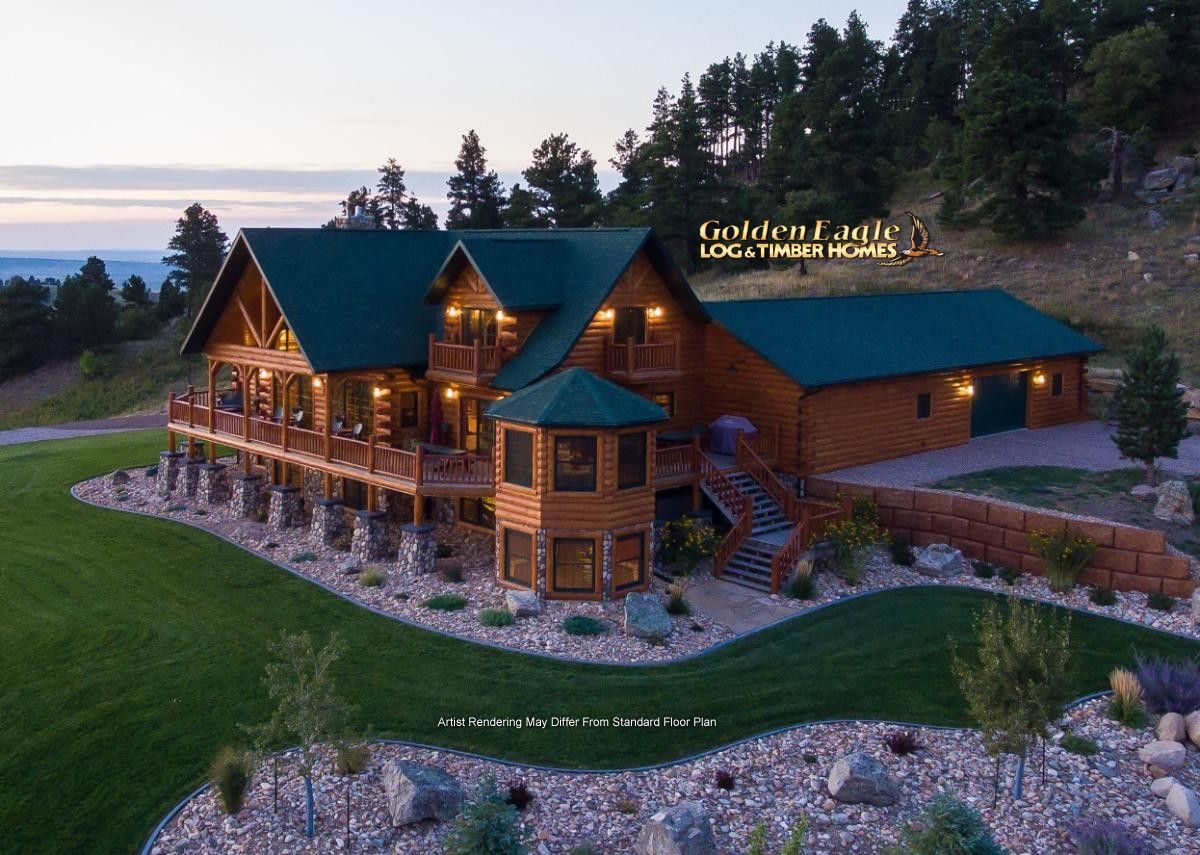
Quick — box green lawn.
[2,433,1198,853]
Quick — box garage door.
[970,372,1028,437]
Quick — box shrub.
[1060,733,1098,755]
[890,794,1004,855]
[480,608,515,628]
[666,581,691,616]
[823,514,889,585]
[890,535,916,567]
[802,753,818,764]
[505,778,534,811]
[359,567,387,588]
[210,747,257,815]
[1071,818,1152,855]
[999,565,1022,586]
[290,550,317,563]
[570,845,599,855]
[690,622,705,632]
[424,593,468,612]
[394,592,410,601]
[1089,586,1117,606]
[884,730,923,756]
[659,516,718,574]
[616,797,638,814]
[438,560,465,583]
[561,615,608,636]
[787,571,816,600]
[437,543,454,559]
[746,816,808,855]
[166,503,187,513]
[1189,482,1200,516]
[1028,528,1097,593]
[334,743,370,775]
[972,560,995,579]
[332,529,354,552]
[1147,592,1175,612]
[1107,667,1147,727]
[443,777,526,855]
[78,349,102,379]
[1135,656,1200,714]
[714,769,735,790]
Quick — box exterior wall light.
[596,308,614,322]
[444,387,459,400]
[495,309,506,321]
[963,383,975,397]
[649,306,664,318]
[312,377,323,389]
[372,386,387,399]
[446,306,460,318]
[1033,372,1046,386]
[258,369,271,381]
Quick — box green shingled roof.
[705,290,1101,388]
[485,367,668,427]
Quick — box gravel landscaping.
[148,697,1200,854]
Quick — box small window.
[504,429,534,488]
[503,528,533,588]
[652,391,675,418]
[552,538,595,593]
[1051,373,1063,397]
[614,532,646,591]
[916,392,932,420]
[398,391,419,428]
[459,496,495,529]
[618,432,647,489]
[554,435,597,492]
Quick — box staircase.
[702,468,795,592]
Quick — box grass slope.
[2,432,1198,853]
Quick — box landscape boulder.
[1130,484,1157,500]
[624,591,672,639]
[633,802,717,855]
[1152,776,1177,798]
[338,557,362,575]
[110,469,131,488]
[1157,712,1187,743]
[827,753,901,806]
[1154,481,1195,526]
[1143,167,1179,192]
[505,589,542,618]
[1167,784,1200,828]
[381,760,464,826]
[913,543,965,579]
[1138,740,1187,774]
[1187,711,1200,747]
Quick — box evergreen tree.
[163,203,229,315]
[375,158,409,230]
[53,258,119,353]
[1112,325,1190,483]
[398,197,438,230]
[119,274,152,307]
[0,277,52,380]
[604,129,652,225]
[155,278,186,320]
[521,133,601,227]
[445,130,507,229]
[502,183,546,228]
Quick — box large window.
[617,432,647,489]
[342,381,373,435]
[459,497,495,529]
[462,308,497,347]
[291,375,313,428]
[554,435,597,492]
[613,307,647,344]
[398,391,419,428]
[504,429,534,488]
[462,398,495,453]
[503,529,534,587]
[552,538,595,593]
[614,532,646,591]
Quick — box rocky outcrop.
[827,753,901,806]
[634,802,717,855]
[381,761,463,826]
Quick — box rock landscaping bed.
[75,469,732,664]
[149,697,1200,854]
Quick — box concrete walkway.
[685,575,797,634]
[828,420,1200,488]
[0,414,165,446]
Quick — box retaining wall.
[807,478,1198,598]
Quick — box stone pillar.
[397,524,437,576]
[268,485,304,529]
[198,463,230,505]
[180,456,204,498]
[310,498,346,546]
[601,531,614,600]
[535,529,548,597]
[351,510,389,561]
[157,451,184,496]
[230,473,264,519]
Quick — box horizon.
[1,0,906,250]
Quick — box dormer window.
[461,308,498,347]
[275,327,299,352]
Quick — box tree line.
[332,0,1200,270]
[0,203,228,382]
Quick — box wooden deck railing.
[768,497,848,593]
[653,444,696,483]
[604,337,679,378]
[736,434,797,521]
[427,335,503,383]
[698,451,753,578]
[423,452,493,486]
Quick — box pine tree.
[53,258,119,353]
[398,198,438,230]
[1112,325,1189,483]
[0,277,52,380]
[163,203,229,315]
[375,158,408,230]
[119,275,152,307]
[502,183,546,228]
[445,130,507,229]
[521,133,601,227]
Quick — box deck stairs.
[701,468,795,592]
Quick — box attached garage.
[704,289,1102,476]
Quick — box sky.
[1,0,907,250]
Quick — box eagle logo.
[877,211,945,267]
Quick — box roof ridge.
[704,287,1007,306]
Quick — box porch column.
[310,497,346,546]
[351,510,389,561]
[322,377,332,462]
[207,359,216,435]
[241,364,251,442]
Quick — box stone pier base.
[230,474,264,519]
[351,511,389,561]
[310,498,346,546]
[268,485,304,529]
[397,524,437,575]
[197,464,230,505]
[157,451,184,496]
[180,457,204,498]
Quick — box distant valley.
[0,251,171,288]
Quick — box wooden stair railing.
[735,432,797,522]
[697,451,753,578]
[767,497,848,593]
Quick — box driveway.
[0,414,165,447]
[827,420,1200,488]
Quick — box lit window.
[504,429,534,488]
[552,538,595,593]
[554,436,597,492]
[503,529,533,588]
[614,532,645,591]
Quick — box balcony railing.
[604,337,679,380]
[427,335,503,384]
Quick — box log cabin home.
[169,227,1100,597]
